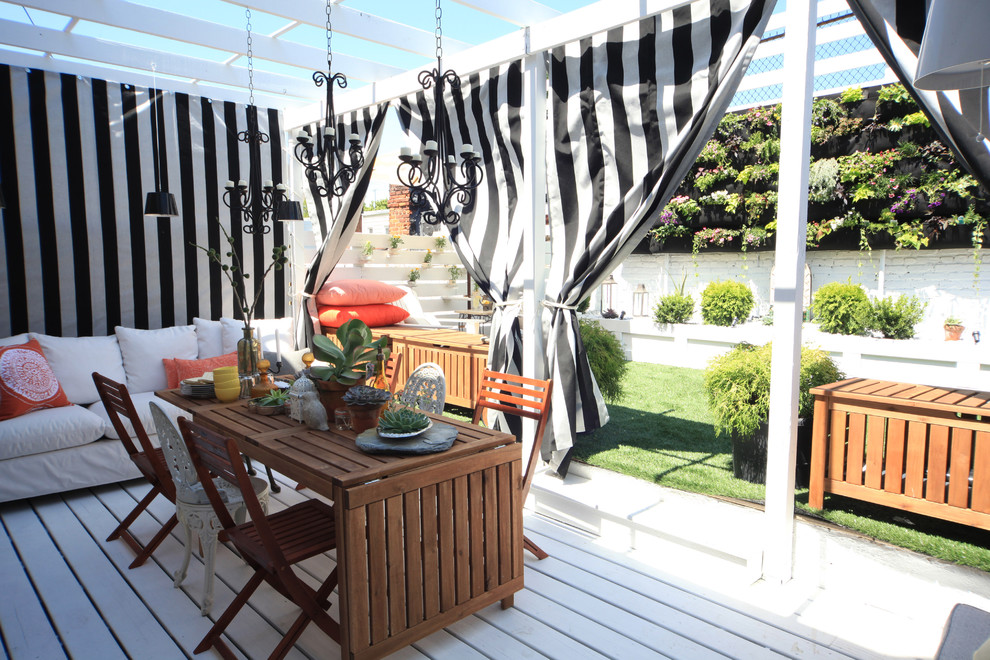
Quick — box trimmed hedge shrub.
[653,293,694,325]
[700,280,754,326]
[867,294,927,339]
[812,282,869,335]
[578,320,627,403]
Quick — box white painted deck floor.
[1,467,987,659]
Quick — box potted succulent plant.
[342,384,392,433]
[944,316,965,341]
[703,342,842,485]
[378,405,432,438]
[247,388,290,415]
[310,319,388,420]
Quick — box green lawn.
[572,362,990,573]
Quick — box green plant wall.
[646,83,989,256]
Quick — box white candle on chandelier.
[263,179,273,189]
[237,180,248,188]
[349,132,360,144]
[424,140,438,154]
[225,180,235,189]
[276,183,286,192]
[460,144,473,157]
[447,155,456,165]
[296,130,308,142]
[324,126,334,137]
[399,147,412,158]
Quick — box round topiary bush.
[653,292,694,325]
[700,280,754,326]
[866,294,927,339]
[578,320,627,403]
[812,281,869,335]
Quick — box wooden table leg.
[500,595,514,609]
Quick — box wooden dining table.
[156,389,524,660]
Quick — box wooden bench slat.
[926,426,950,504]
[973,432,990,514]
[948,428,974,509]
[865,416,886,490]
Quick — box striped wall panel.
[0,64,288,338]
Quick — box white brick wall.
[606,248,989,342]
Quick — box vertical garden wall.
[641,83,989,256]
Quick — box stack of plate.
[180,378,216,398]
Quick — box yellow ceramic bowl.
[213,374,240,387]
[213,366,238,378]
[214,385,241,403]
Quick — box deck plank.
[0,499,124,658]
[31,493,185,659]
[0,503,67,660]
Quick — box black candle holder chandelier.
[224,8,302,234]
[396,0,484,226]
[293,0,364,202]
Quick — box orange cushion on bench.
[163,352,238,389]
[315,279,406,306]
[318,304,409,328]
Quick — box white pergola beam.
[763,0,817,584]
[0,18,316,99]
[0,48,294,107]
[451,0,560,26]
[15,0,402,82]
[238,0,471,56]
[328,0,696,116]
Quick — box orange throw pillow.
[0,338,72,421]
[318,304,410,328]
[315,279,406,306]
[166,352,239,389]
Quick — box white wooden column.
[763,0,816,583]
[521,45,548,383]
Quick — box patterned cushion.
[0,339,73,421]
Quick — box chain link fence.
[730,11,894,110]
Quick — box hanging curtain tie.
[542,300,579,311]
[491,300,521,308]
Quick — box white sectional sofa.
[0,317,293,503]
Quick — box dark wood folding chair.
[178,418,339,659]
[472,369,553,560]
[92,372,178,569]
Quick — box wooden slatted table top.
[156,389,515,494]
[365,326,489,351]
[809,378,990,416]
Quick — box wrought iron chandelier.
[293,0,364,201]
[396,0,483,226]
[224,8,302,234]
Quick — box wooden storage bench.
[326,326,489,409]
[809,378,990,530]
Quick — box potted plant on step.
[447,265,462,286]
[407,267,421,287]
[359,240,375,262]
[433,236,447,253]
[342,384,392,433]
[944,316,965,341]
[703,342,843,485]
[310,319,388,420]
[388,234,403,256]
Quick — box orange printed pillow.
[0,339,72,421]
[315,279,406,306]
[165,352,239,389]
[318,304,410,328]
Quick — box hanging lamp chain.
[245,7,255,107]
[327,0,333,73]
[435,0,443,62]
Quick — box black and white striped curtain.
[395,61,527,379]
[0,64,288,338]
[294,103,390,349]
[847,0,990,190]
[543,0,774,473]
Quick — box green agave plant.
[310,319,388,386]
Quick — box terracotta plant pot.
[944,324,965,341]
[314,380,351,422]
[347,403,386,433]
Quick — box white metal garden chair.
[149,402,270,615]
[395,362,446,414]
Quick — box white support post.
[763,0,816,583]
[520,46,548,383]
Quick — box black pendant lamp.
[144,65,179,218]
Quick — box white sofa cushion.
[115,325,197,393]
[193,317,224,359]
[87,392,185,441]
[0,405,106,460]
[0,333,31,347]
[32,333,126,405]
